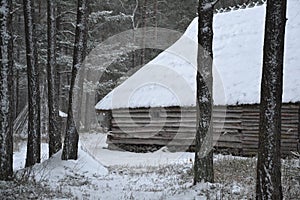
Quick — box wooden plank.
[112,111,240,118]
[243,149,297,155]
[242,139,299,144]
[111,126,242,134]
[107,136,242,149]
[214,141,242,149]
[111,119,196,124]
[243,148,297,154]
[242,133,298,138]
[112,124,197,129]
[112,120,240,126]
[107,137,192,146]
[111,129,197,135]
[240,126,260,131]
[242,131,298,136]
[108,132,241,141]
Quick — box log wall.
[241,104,299,156]
[99,103,299,156]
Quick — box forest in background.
[1,0,293,199]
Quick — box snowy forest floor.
[0,133,299,200]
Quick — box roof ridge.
[214,0,266,14]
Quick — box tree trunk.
[141,0,148,66]
[153,0,158,45]
[15,69,19,118]
[194,0,214,184]
[256,0,287,199]
[298,104,300,153]
[0,0,14,180]
[23,0,41,167]
[47,0,61,157]
[62,0,88,160]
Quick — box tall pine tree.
[47,0,61,157]
[256,0,287,199]
[0,0,14,180]
[62,0,88,160]
[194,0,215,184]
[24,0,41,167]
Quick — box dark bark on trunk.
[194,0,214,184]
[15,70,19,118]
[0,0,14,180]
[23,0,41,167]
[47,0,61,157]
[298,104,300,153]
[256,0,287,199]
[153,0,158,44]
[62,0,88,160]
[141,0,148,66]
[82,69,91,131]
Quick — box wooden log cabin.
[95,0,300,156]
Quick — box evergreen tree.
[24,0,41,167]
[0,0,14,180]
[256,0,287,199]
[62,0,88,160]
[47,0,61,157]
[194,0,216,184]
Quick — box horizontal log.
[112,112,241,118]
[111,127,193,133]
[112,120,196,125]
[107,136,242,148]
[213,119,242,123]
[111,130,194,135]
[241,122,298,127]
[242,147,297,152]
[243,127,299,131]
[213,114,242,118]
[110,130,240,136]
[240,127,260,131]
[242,141,298,146]
[111,127,234,133]
[111,122,243,130]
[112,124,196,129]
[242,134,298,138]
[214,141,242,149]
[241,140,299,145]
[111,119,196,124]
[241,112,298,117]
[241,130,298,135]
[110,107,240,112]
[243,149,298,155]
[242,109,298,113]
[107,137,192,146]
[108,131,241,141]
[215,135,242,143]
[243,146,298,151]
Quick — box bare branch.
[132,0,139,29]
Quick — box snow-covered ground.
[2,1,300,199]
[80,133,194,167]
[2,132,298,200]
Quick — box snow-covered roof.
[96,0,300,110]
